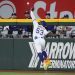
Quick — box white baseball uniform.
[30,11,49,53]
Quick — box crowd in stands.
[0,11,75,38]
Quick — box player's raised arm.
[30,9,39,27]
[30,11,36,21]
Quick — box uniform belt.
[38,37,44,38]
[34,36,43,39]
[37,37,43,38]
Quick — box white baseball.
[27,2,29,5]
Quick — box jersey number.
[36,28,44,35]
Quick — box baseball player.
[30,9,51,70]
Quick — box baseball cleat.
[43,59,52,70]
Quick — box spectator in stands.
[24,11,31,19]
[17,25,23,38]
[56,26,66,38]
[1,25,9,38]
[56,15,67,38]
[1,16,9,38]
[57,14,75,38]
[45,12,50,19]
[46,12,56,34]
[64,15,75,38]
[8,13,18,38]
[0,16,9,38]
[11,13,17,19]
[23,10,33,38]
[28,25,33,38]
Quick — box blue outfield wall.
[0,38,75,71]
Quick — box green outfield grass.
[0,72,75,75]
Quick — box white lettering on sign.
[29,42,75,69]
[34,1,74,18]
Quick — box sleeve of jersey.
[30,11,39,27]
[44,29,49,36]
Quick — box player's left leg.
[41,39,51,70]
[34,42,44,62]
[42,51,47,59]
[40,39,47,59]
[38,52,44,62]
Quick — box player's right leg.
[34,42,44,62]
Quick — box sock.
[42,51,47,59]
[38,53,44,62]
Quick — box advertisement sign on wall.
[28,39,75,69]
[0,0,75,18]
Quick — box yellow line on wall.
[0,19,75,22]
